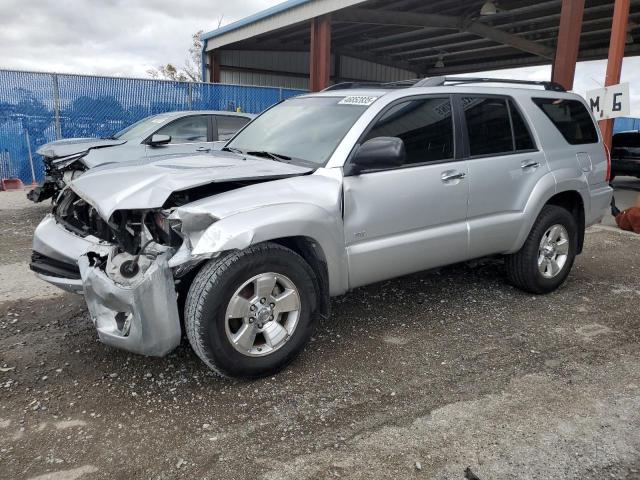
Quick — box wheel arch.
[511,178,588,255]
[269,236,331,320]
[544,190,586,254]
[179,203,349,298]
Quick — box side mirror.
[347,137,405,175]
[148,134,171,146]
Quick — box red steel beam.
[309,15,331,92]
[208,51,221,83]
[599,0,631,151]
[551,0,585,90]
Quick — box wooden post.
[551,0,585,90]
[309,15,331,92]
[599,0,630,151]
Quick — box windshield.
[112,114,172,141]
[226,96,371,166]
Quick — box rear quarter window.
[532,98,598,145]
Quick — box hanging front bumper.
[78,252,181,357]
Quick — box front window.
[226,97,370,166]
[155,115,208,144]
[113,114,172,141]
[363,97,454,164]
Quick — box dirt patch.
[1,202,640,479]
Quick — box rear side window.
[462,97,512,156]
[532,98,598,145]
[462,96,536,156]
[217,115,250,141]
[363,97,454,164]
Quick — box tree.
[148,17,223,82]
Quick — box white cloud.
[0,0,282,78]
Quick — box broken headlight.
[152,210,183,246]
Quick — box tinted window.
[613,131,640,148]
[156,116,208,144]
[509,100,535,151]
[217,115,250,141]
[364,97,454,164]
[533,98,598,145]
[463,97,512,156]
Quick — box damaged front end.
[27,152,87,203]
[79,247,181,357]
[64,189,214,357]
[39,153,315,357]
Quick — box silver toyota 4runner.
[31,77,613,378]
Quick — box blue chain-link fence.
[0,69,305,184]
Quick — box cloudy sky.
[0,0,637,112]
[0,0,282,77]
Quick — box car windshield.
[112,114,172,141]
[226,96,371,166]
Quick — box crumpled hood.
[70,151,312,220]
[36,138,125,159]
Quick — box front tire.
[185,242,318,378]
[505,205,578,294]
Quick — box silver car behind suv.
[28,110,254,202]
[31,77,612,378]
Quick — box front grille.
[53,189,114,242]
[30,252,81,280]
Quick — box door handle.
[521,160,540,169]
[441,170,466,182]
[196,146,211,152]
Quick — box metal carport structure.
[201,0,638,145]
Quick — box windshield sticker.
[339,96,379,106]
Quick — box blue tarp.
[614,117,640,134]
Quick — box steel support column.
[208,51,221,83]
[309,15,331,92]
[551,0,585,90]
[599,0,631,150]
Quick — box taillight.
[604,143,612,182]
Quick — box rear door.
[459,95,548,258]
[146,114,213,157]
[343,95,470,288]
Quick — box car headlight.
[152,210,184,246]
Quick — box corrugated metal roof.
[202,0,369,51]
[201,0,640,86]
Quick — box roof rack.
[323,76,566,92]
[419,76,566,91]
[322,80,417,91]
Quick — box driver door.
[343,96,470,289]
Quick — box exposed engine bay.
[52,180,267,257]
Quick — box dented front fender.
[177,204,348,296]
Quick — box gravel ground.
[1,190,640,480]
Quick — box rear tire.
[505,205,578,294]
[185,242,318,378]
